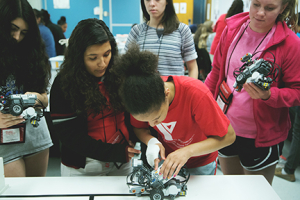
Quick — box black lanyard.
[226,22,272,78]
[142,23,164,58]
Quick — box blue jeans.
[159,160,216,175]
[188,160,217,175]
[285,106,300,174]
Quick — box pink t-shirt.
[225,20,276,139]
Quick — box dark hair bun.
[60,16,66,22]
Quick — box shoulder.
[129,23,147,36]
[178,23,190,31]
[276,21,300,50]
[173,76,210,96]
[134,23,147,32]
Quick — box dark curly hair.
[58,18,122,116]
[0,0,50,93]
[141,0,179,35]
[113,43,165,115]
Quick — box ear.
[164,87,170,98]
[280,3,288,14]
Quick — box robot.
[127,142,190,200]
[233,53,281,92]
[0,88,44,127]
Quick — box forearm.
[183,124,235,157]
[55,116,128,163]
[133,127,155,145]
[25,92,48,108]
[186,59,198,79]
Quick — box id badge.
[107,130,124,144]
[0,123,26,144]
[217,80,233,114]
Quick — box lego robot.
[127,142,190,200]
[0,91,44,127]
[233,53,280,92]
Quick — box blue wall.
[44,0,140,37]
[110,0,140,35]
[44,0,100,38]
[44,0,200,37]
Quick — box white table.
[0,175,280,200]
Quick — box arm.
[25,92,48,108]
[160,87,235,178]
[125,24,140,51]
[50,76,135,163]
[186,59,199,79]
[181,24,198,77]
[160,124,235,178]
[0,112,24,128]
[133,127,166,169]
[255,36,300,108]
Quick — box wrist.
[147,137,161,146]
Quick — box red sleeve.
[193,90,230,138]
[130,114,150,129]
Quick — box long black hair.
[113,43,165,115]
[141,0,179,35]
[58,18,122,116]
[226,0,244,18]
[0,0,50,93]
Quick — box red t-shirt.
[131,76,230,168]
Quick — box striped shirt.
[125,22,197,76]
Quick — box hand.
[25,92,48,108]
[0,112,25,128]
[243,83,271,100]
[127,146,141,159]
[159,148,190,180]
[146,138,165,169]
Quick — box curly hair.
[141,0,179,35]
[0,0,50,93]
[113,43,165,115]
[58,18,123,116]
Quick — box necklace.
[226,22,272,77]
[142,23,164,58]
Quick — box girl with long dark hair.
[50,18,140,176]
[0,0,52,177]
[125,0,199,79]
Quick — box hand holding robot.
[127,142,189,200]
[0,89,45,127]
[233,52,281,96]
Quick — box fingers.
[154,158,160,170]
[128,140,134,147]
[0,114,24,128]
[158,143,166,160]
[243,83,269,99]
[127,147,141,158]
